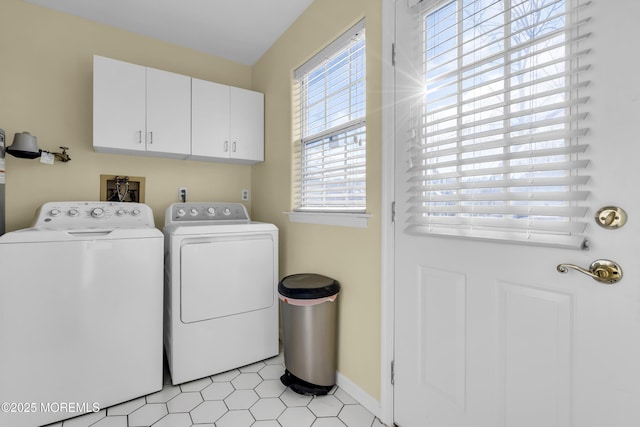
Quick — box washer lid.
[278,273,340,299]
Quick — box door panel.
[497,282,572,427]
[394,2,640,426]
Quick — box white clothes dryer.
[0,202,163,427]
[163,202,279,385]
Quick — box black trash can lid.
[278,273,340,300]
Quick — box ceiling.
[23,0,314,65]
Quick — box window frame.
[288,19,368,227]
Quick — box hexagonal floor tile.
[179,376,211,392]
[224,389,259,410]
[250,397,286,420]
[278,406,316,427]
[311,418,347,427]
[258,363,285,380]
[61,409,106,427]
[128,404,167,427]
[150,413,191,427]
[338,404,375,427]
[201,381,235,400]
[166,391,203,413]
[231,372,263,390]
[280,387,312,407]
[255,379,287,398]
[106,397,145,416]
[189,400,228,424]
[210,369,240,382]
[308,395,344,417]
[239,360,266,373]
[215,409,255,427]
[90,416,127,427]
[252,421,281,427]
[333,387,358,405]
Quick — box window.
[293,20,366,215]
[406,0,591,248]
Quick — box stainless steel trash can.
[278,273,340,395]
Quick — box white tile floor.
[44,353,387,427]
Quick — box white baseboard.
[336,371,382,420]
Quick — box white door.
[393,2,640,427]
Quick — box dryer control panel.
[32,201,156,229]
[165,202,250,226]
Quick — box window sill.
[285,211,371,228]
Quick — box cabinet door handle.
[224,141,228,152]
[138,130,142,144]
[232,141,237,152]
[148,131,153,144]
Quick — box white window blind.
[293,20,366,213]
[406,0,591,249]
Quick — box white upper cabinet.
[191,78,264,164]
[145,67,191,157]
[93,55,146,153]
[93,55,191,159]
[191,78,230,159]
[94,56,265,164]
[229,86,264,163]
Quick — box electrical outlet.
[179,187,187,203]
[241,189,249,201]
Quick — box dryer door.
[180,233,276,323]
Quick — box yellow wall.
[1,0,383,402]
[1,0,254,230]
[252,0,382,399]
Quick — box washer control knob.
[49,209,61,217]
[176,208,186,217]
[223,208,231,216]
[206,207,216,215]
[91,207,105,218]
[131,209,141,216]
[116,209,126,216]
[68,209,79,217]
[189,208,199,216]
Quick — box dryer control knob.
[131,209,141,216]
[49,209,61,217]
[206,207,216,215]
[176,208,186,217]
[116,209,126,216]
[91,207,105,218]
[189,208,199,216]
[68,209,79,217]
[223,208,231,216]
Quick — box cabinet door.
[93,55,146,153]
[146,68,191,158]
[191,78,230,159]
[229,87,264,163]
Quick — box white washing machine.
[164,202,278,385]
[0,201,164,427]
